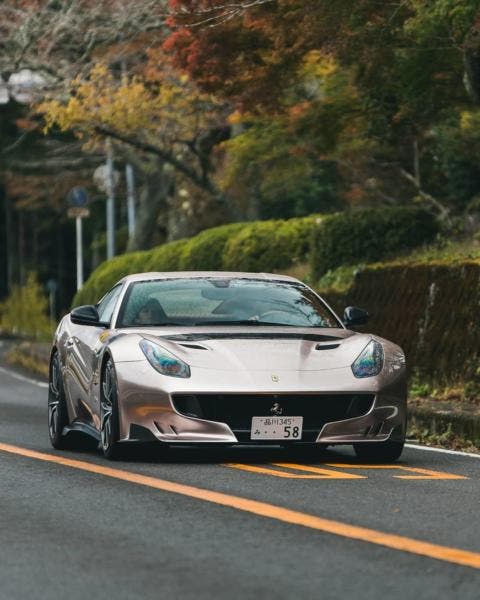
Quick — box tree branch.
[399,168,450,221]
[94,125,223,199]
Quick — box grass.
[6,347,49,379]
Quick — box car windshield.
[117,278,340,328]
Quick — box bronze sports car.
[48,272,407,461]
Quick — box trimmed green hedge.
[74,250,151,306]
[178,223,246,271]
[73,216,317,306]
[73,207,438,307]
[310,207,439,279]
[223,217,317,272]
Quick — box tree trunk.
[463,18,480,105]
[126,162,174,252]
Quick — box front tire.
[353,439,404,462]
[100,359,123,460]
[48,353,69,449]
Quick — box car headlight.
[139,339,191,378]
[351,339,384,378]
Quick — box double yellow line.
[1,441,479,570]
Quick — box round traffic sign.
[67,187,89,207]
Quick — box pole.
[49,289,54,325]
[4,192,13,293]
[125,163,136,240]
[76,216,83,291]
[106,138,115,259]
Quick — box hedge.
[73,207,438,307]
[322,259,480,387]
[310,207,439,279]
[223,216,318,272]
[73,216,318,306]
[178,223,246,271]
[73,250,151,306]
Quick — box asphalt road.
[1,359,480,599]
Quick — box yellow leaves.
[37,61,223,144]
[302,50,338,79]
[460,110,480,132]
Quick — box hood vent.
[178,343,209,350]
[315,343,340,351]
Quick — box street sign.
[67,207,90,219]
[67,186,89,207]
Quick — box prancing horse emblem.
[270,402,283,416]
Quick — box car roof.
[117,271,301,285]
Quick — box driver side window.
[97,285,123,325]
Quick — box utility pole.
[4,192,14,294]
[67,187,90,292]
[75,216,83,291]
[125,163,136,240]
[106,138,116,259]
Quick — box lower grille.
[172,393,375,441]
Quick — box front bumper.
[115,361,407,446]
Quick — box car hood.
[140,329,371,372]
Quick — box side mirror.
[343,306,369,327]
[70,305,105,327]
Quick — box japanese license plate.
[250,416,303,440]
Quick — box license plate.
[250,416,303,440]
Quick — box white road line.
[0,365,48,389]
[406,443,480,459]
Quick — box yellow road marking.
[226,462,365,479]
[326,464,468,480]
[272,463,365,479]
[0,441,478,570]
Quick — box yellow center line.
[0,441,479,570]
[326,464,468,480]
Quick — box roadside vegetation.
[74,206,438,305]
[0,273,53,342]
[2,1,480,314]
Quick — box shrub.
[179,223,246,271]
[223,216,318,272]
[74,216,317,308]
[73,250,151,306]
[326,259,480,387]
[310,207,439,279]
[144,239,189,271]
[0,272,53,341]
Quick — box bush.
[73,250,151,306]
[310,207,439,279]
[223,216,318,272]
[74,215,316,307]
[144,239,189,271]
[179,223,246,271]
[0,272,53,341]
[325,259,480,387]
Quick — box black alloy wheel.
[100,359,122,460]
[48,353,69,449]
